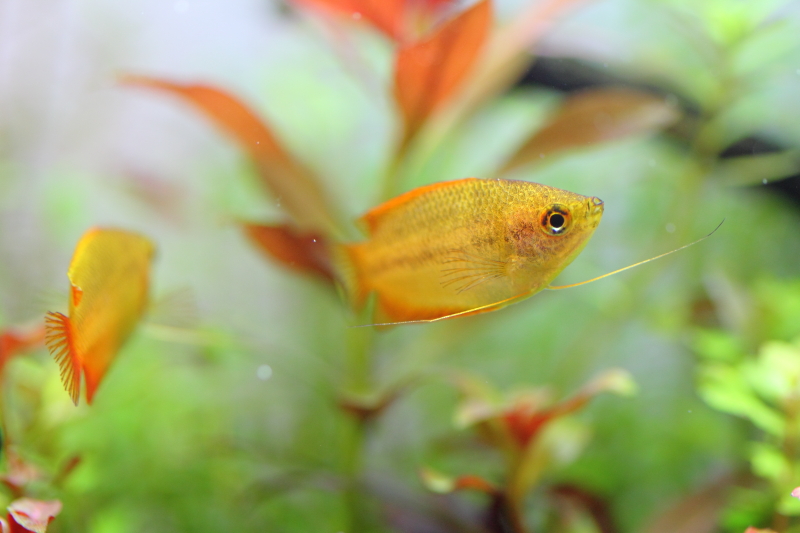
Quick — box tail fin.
[331,243,370,310]
[44,312,81,405]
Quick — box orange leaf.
[394,0,491,147]
[419,467,497,494]
[453,474,497,494]
[0,325,45,379]
[293,0,456,41]
[6,499,61,533]
[243,224,333,283]
[122,76,340,236]
[501,88,680,173]
[294,0,406,40]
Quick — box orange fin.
[354,291,532,327]
[44,312,81,405]
[358,178,478,233]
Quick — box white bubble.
[257,365,273,381]
[762,178,768,184]
[665,223,676,233]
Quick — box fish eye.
[540,204,571,236]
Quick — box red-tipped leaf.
[394,0,491,146]
[243,224,334,283]
[122,76,340,235]
[6,499,61,533]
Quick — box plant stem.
[341,315,376,532]
[343,416,368,533]
[503,490,531,533]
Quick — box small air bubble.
[665,223,676,233]
[257,365,273,381]
[762,178,768,184]
[352,12,361,19]
[312,239,317,242]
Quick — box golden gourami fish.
[45,228,155,405]
[339,178,604,324]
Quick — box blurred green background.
[1,0,800,532]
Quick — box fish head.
[508,188,604,287]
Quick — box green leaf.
[697,364,784,436]
[749,442,788,483]
[692,329,744,363]
[746,341,800,404]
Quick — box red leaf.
[502,370,635,448]
[501,88,679,173]
[293,0,457,41]
[0,326,45,379]
[243,224,333,283]
[7,499,61,533]
[394,0,491,146]
[122,77,340,235]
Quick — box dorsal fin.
[44,312,81,405]
[359,178,478,233]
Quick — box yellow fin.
[44,312,81,405]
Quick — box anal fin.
[44,312,81,405]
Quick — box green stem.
[503,490,531,533]
[343,417,368,533]
[341,311,376,532]
[504,452,533,533]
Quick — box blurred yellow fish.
[339,178,604,324]
[45,228,155,405]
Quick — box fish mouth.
[586,196,604,220]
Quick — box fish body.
[340,178,603,323]
[45,228,155,404]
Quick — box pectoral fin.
[44,312,81,405]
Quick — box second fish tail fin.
[44,312,81,405]
[331,243,370,311]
